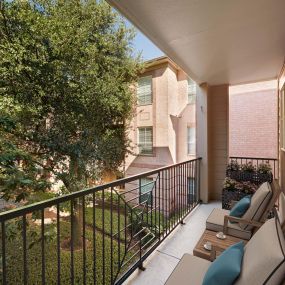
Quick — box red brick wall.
[229,82,278,159]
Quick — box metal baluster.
[82,196,86,285]
[57,204,61,285]
[23,215,27,285]
[93,192,96,285]
[158,172,161,240]
[102,190,105,285]
[110,188,114,284]
[2,222,6,285]
[41,209,46,285]
[70,200,74,285]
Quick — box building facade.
[229,80,278,159]
[125,56,197,177]
[123,57,197,214]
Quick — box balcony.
[0,156,279,284]
[0,158,203,285]
[1,0,284,284]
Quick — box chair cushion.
[165,254,211,285]
[230,195,251,220]
[235,218,285,285]
[202,241,244,285]
[240,182,272,230]
[206,208,252,240]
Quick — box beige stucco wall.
[125,61,196,178]
[208,84,229,200]
[124,61,197,213]
[196,83,209,202]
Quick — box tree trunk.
[72,199,83,248]
[69,156,83,248]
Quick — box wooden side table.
[193,230,247,261]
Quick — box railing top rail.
[0,157,202,222]
[229,156,278,161]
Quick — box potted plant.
[222,178,239,209]
[226,160,240,180]
[222,178,258,209]
[240,161,256,182]
[256,162,273,183]
[235,181,258,195]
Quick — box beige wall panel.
[208,84,229,200]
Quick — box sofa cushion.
[235,218,285,285]
[165,254,211,285]
[206,208,252,240]
[202,241,244,285]
[230,195,251,220]
[240,182,272,230]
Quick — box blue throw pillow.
[229,195,251,218]
[202,241,244,285]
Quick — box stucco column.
[196,83,209,202]
[196,83,229,202]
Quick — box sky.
[132,30,164,61]
[125,20,164,61]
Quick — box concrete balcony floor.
[124,202,220,285]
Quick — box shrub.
[241,161,256,172]
[223,177,237,191]
[227,160,240,171]
[257,162,272,174]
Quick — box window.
[137,76,152,105]
[187,178,196,204]
[139,177,154,205]
[188,78,196,104]
[187,127,196,155]
[138,127,153,155]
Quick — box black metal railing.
[0,158,201,285]
[229,156,278,179]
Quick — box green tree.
[0,0,142,246]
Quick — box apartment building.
[123,57,197,211]
[125,56,197,177]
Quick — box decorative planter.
[226,170,273,184]
[253,172,273,184]
[222,189,248,210]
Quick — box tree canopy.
[0,0,142,200]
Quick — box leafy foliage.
[0,0,142,200]
[0,221,124,285]
[257,162,272,174]
[0,116,51,201]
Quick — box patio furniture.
[206,180,280,240]
[277,192,285,232]
[193,229,247,261]
[165,217,285,285]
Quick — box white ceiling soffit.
[107,0,285,85]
